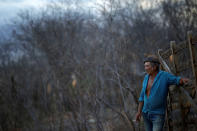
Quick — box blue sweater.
[139,70,181,115]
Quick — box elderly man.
[135,56,188,131]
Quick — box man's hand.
[135,112,142,122]
[136,101,144,122]
[180,78,189,85]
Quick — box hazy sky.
[0,0,158,26]
[0,0,100,25]
[0,0,44,24]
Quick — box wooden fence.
[158,31,197,131]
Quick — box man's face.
[144,62,154,75]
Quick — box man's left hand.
[180,78,189,85]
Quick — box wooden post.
[170,41,187,131]
[188,31,197,98]
[166,94,173,131]
[158,49,173,131]
[170,41,178,75]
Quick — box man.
[135,56,188,131]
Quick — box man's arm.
[136,101,144,122]
[167,72,189,86]
[136,77,146,122]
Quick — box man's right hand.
[135,112,142,122]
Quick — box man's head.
[144,56,160,75]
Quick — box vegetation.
[0,0,197,130]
